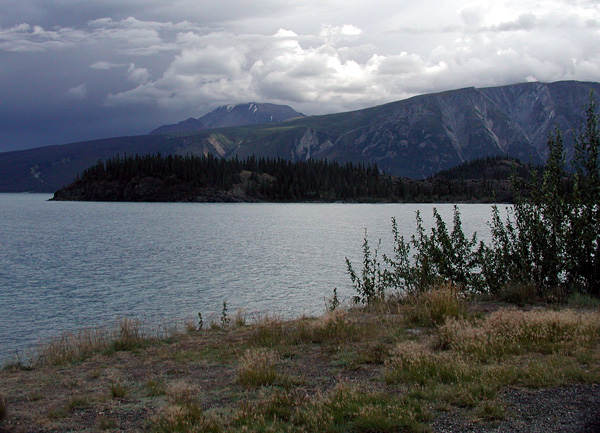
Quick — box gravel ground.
[433,384,600,433]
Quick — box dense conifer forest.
[52,153,531,203]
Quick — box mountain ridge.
[1,80,598,193]
[149,103,305,135]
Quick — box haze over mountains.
[1,80,598,193]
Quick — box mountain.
[149,103,305,134]
[220,81,599,178]
[1,80,598,193]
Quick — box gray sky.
[1,0,599,151]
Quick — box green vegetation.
[1,300,598,432]
[55,150,536,203]
[2,98,599,433]
[110,382,128,399]
[34,317,174,366]
[347,96,600,301]
[236,348,279,387]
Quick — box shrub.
[346,229,386,304]
[236,348,279,387]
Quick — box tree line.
[70,153,528,203]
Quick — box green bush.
[347,96,600,302]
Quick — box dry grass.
[36,317,175,365]
[438,308,600,361]
[405,283,468,326]
[236,348,279,387]
[110,382,127,399]
[384,306,600,414]
[1,302,599,433]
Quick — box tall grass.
[438,308,600,361]
[152,382,222,433]
[405,282,468,326]
[236,348,279,387]
[36,318,173,365]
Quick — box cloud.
[66,83,87,100]
[1,0,600,150]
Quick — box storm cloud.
[1,0,599,151]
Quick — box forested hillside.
[51,154,532,203]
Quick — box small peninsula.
[51,154,530,203]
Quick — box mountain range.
[149,103,305,135]
[1,80,598,193]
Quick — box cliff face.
[225,81,599,178]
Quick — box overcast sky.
[1,0,599,151]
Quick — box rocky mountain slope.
[149,103,305,135]
[1,81,598,192]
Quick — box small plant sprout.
[221,301,230,328]
[327,287,340,312]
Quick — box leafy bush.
[347,96,600,302]
[346,230,386,304]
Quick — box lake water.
[0,194,503,363]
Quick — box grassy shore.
[1,287,599,432]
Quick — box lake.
[0,194,504,363]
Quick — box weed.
[569,292,600,308]
[167,381,200,406]
[220,301,230,329]
[98,415,118,430]
[232,309,247,328]
[248,315,285,347]
[110,382,127,399]
[384,341,472,385]
[36,317,168,366]
[236,348,279,387]
[346,229,386,304]
[197,312,203,330]
[111,318,146,351]
[152,403,221,433]
[27,391,44,402]
[47,407,68,420]
[327,287,341,312]
[153,382,222,433]
[299,383,430,433]
[147,378,167,397]
[66,395,93,411]
[477,400,507,421]
[406,283,468,326]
